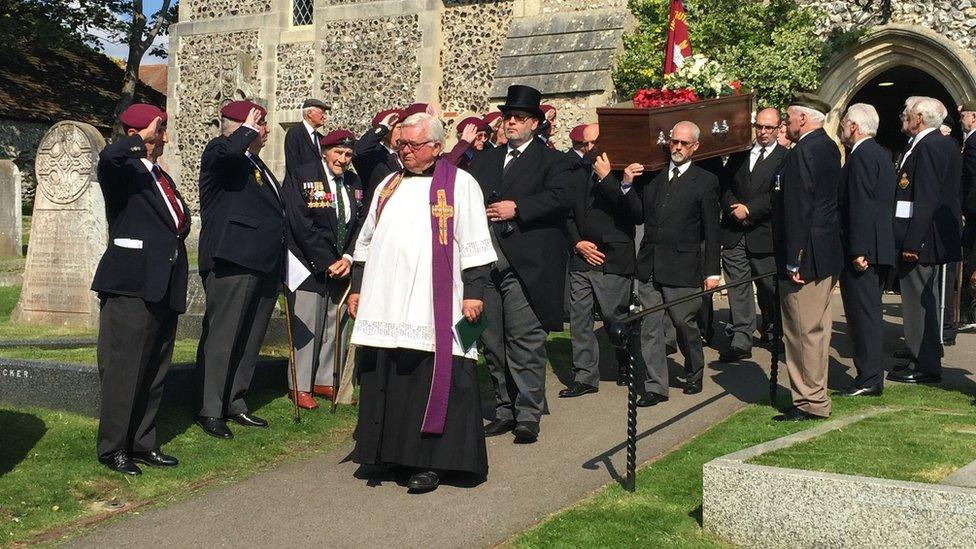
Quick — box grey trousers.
[722,239,778,350]
[636,278,703,397]
[286,285,348,391]
[569,270,632,386]
[900,263,943,374]
[483,267,549,423]
[197,261,279,418]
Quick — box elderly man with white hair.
[887,96,962,384]
[836,103,897,397]
[283,98,329,181]
[772,93,843,422]
[347,112,497,492]
[620,120,721,406]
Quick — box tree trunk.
[111,3,148,139]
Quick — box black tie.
[753,147,766,172]
[312,130,320,153]
[671,167,680,182]
[503,149,520,175]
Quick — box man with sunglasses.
[719,108,787,361]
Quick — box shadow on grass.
[0,409,46,475]
[688,504,703,527]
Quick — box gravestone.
[12,121,107,328]
[0,160,22,257]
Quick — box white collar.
[966,128,976,142]
[752,141,776,154]
[668,160,692,178]
[850,137,870,153]
[302,119,318,136]
[907,127,937,154]
[797,128,818,142]
[507,139,533,156]
[139,158,157,171]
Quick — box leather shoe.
[99,451,142,475]
[131,448,179,467]
[227,412,268,428]
[719,348,752,362]
[196,415,233,439]
[887,370,941,384]
[558,382,598,398]
[636,393,668,407]
[484,419,516,437]
[892,348,912,359]
[513,421,539,443]
[407,470,440,492]
[773,407,827,422]
[313,385,335,399]
[834,384,882,397]
[290,391,318,409]
[683,382,702,395]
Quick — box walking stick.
[940,264,947,344]
[331,281,353,414]
[281,287,301,423]
[955,261,963,324]
[770,277,781,407]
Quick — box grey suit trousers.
[636,278,703,397]
[722,239,778,350]
[286,285,348,391]
[569,270,632,386]
[900,263,943,374]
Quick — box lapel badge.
[253,168,264,186]
[898,172,910,189]
[774,174,781,192]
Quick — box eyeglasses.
[753,124,779,132]
[670,139,696,147]
[395,139,433,151]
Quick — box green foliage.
[614,0,827,108]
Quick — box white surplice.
[351,168,496,359]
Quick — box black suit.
[468,138,574,424]
[621,163,720,396]
[92,134,190,461]
[353,125,401,203]
[196,125,286,419]
[283,122,322,183]
[720,144,787,351]
[960,132,976,325]
[838,138,897,389]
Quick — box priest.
[347,112,497,492]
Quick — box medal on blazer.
[253,168,264,186]
[774,174,781,192]
[303,181,333,208]
[898,172,910,189]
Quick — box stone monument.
[0,160,22,257]
[12,121,107,328]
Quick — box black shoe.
[99,451,142,476]
[227,412,268,428]
[683,382,702,395]
[131,448,179,467]
[943,339,956,347]
[773,407,827,422]
[834,384,883,397]
[196,415,234,439]
[636,393,668,407]
[513,421,539,443]
[558,382,599,398]
[407,470,440,492]
[892,348,912,359]
[484,419,516,437]
[718,348,752,362]
[616,367,628,386]
[886,370,941,384]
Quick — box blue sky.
[94,0,169,63]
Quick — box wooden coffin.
[596,94,755,171]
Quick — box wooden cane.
[332,281,353,414]
[281,287,301,423]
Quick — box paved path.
[68,296,976,548]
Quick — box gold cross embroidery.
[431,189,454,246]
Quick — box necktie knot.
[671,167,680,181]
[509,149,520,159]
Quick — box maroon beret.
[456,116,490,134]
[569,124,587,143]
[119,104,166,130]
[541,104,556,116]
[482,111,502,126]
[403,103,429,118]
[220,100,267,123]
[371,108,405,128]
[320,129,356,149]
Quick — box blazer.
[772,128,844,280]
[353,125,401,202]
[894,129,962,265]
[197,125,286,274]
[720,144,787,253]
[283,122,321,182]
[621,163,721,288]
[839,138,897,267]
[283,162,365,293]
[468,138,575,331]
[961,131,976,220]
[568,169,638,276]
[91,135,191,312]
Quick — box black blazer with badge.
[720,144,787,253]
[92,135,191,313]
[468,139,575,331]
[894,129,962,265]
[772,128,843,280]
[621,163,721,288]
[283,162,365,293]
[568,169,638,276]
[198,125,286,274]
[839,138,897,267]
[283,122,321,183]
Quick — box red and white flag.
[663,0,692,76]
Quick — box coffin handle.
[657,130,667,146]
[711,119,730,139]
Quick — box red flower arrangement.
[632,87,699,109]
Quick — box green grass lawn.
[0,286,96,340]
[512,384,976,549]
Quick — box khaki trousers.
[779,275,835,417]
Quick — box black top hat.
[497,85,544,120]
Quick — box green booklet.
[454,314,489,352]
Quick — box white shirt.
[667,160,691,180]
[302,120,321,154]
[749,142,776,171]
[503,140,533,168]
[900,127,937,169]
[322,165,352,222]
[850,137,869,154]
[796,129,817,143]
[351,170,497,358]
[140,159,183,228]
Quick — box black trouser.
[839,264,887,388]
[96,294,178,460]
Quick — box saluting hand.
[462,299,483,322]
[347,294,360,319]
[327,257,351,279]
[244,107,263,128]
[137,116,163,144]
[381,112,400,129]
[460,123,478,144]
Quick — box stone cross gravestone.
[0,160,22,257]
[12,121,107,328]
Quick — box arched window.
[293,0,313,26]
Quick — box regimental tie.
[753,147,766,172]
[335,174,347,248]
[503,148,521,175]
[152,165,186,231]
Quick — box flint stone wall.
[805,0,976,47]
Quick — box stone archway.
[819,24,976,131]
